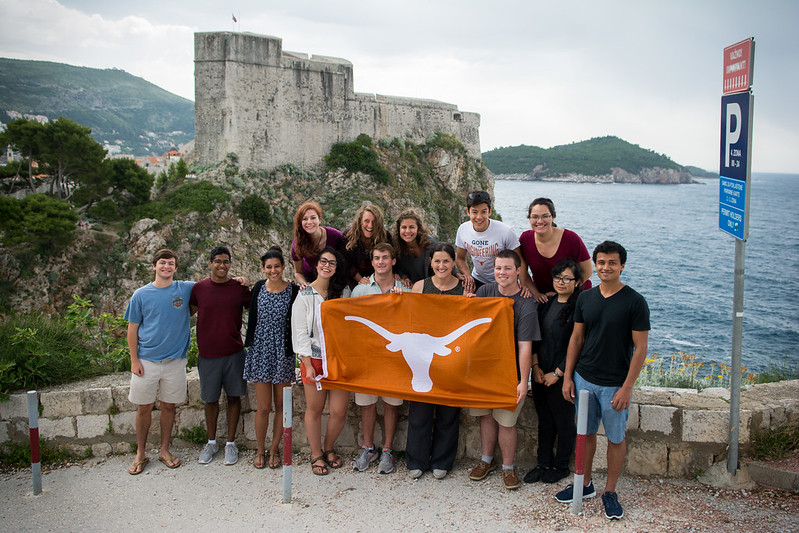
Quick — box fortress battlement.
[194,32,481,169]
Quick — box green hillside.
[0,58,194,156]
[482,136,682,176]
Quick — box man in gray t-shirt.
[468,249,540,491]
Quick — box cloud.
[0,0,195,99]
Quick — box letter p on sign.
[725,103,741,168]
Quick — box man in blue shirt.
[124,249,194,475]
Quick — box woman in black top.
[406,243,464,480]
[524,259,582,484]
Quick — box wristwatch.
[553,368,561,378]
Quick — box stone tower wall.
[194,32,481,169]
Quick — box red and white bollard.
[282,385,292,503]
[28,390,42,495]
[572,389,589,515]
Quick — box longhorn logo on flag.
[318,293,518,410]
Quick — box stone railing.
[1,372,797,478]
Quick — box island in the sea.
[482,136,712,184]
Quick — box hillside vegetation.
[0,58,194,155]
[482,136,682,176]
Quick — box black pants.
[531,379,576,470]
[405,401,460,471]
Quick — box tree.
[109,158,153,206]
[0,194,77,246]
[37,118,106,199]
[175,158,189,179]
[0,118,44,193]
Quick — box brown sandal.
[268,451,281,469]
[311,455,328,476]
[254,453,266,469]
[128,457,149,475]
[324,449,343,469]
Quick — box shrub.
[0,314,94,399]
[238,194,272,226]
[325,134,391,185]
[88,199,121,222]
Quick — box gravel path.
[1,449,797,532]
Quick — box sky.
[0,0,797,173]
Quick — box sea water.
[493,173,799,372]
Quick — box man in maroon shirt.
[190,246,252,465]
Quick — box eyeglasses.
[212,259,231,265]
[528,214,552,221]
[318,258,337,267]
[553,276,576,284]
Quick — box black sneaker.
[602,491,624,520]
[555,481,596,503]
[523,465,548,483]
[542,467,570,484]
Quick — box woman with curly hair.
[394,209,437,286]
[290,201,344,289]
[291,247,351,475]
[342,203,391,287]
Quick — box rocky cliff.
[0,136,492,315]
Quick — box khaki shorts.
[354,393,403,407]
[128,358,188,405]
[469,393,526,427]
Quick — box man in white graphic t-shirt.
[455,190,528,296]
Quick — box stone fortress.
[194,32,482,169]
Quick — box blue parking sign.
[719,92,752,240]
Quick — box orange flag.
[319,292,518,410]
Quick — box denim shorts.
[573,371,629,444]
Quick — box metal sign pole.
[727,233,745,473]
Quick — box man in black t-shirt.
[558,241,650,521]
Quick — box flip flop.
[254,453,266,469]
[323,449,343,469]
[158,453,181,469]
[268,451,281,469]
[311,455,328,476]
[128,457,149,475]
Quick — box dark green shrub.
[325,134,391,185]
[0,314,94,399]
[88,199,121,222]
[238,194,272,226]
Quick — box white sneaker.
[224,443,239,465]
[198,442,219,464]
[433,469,448,479]
[409,469,423,479]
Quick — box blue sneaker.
[602,491,624,520]
[555,481,596,503]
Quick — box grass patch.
[177,425,208,445]
[753,424,799,460]
[0,440,86,468]
[755,357,799,384]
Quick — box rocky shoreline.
[497,166,700,184]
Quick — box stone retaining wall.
[2,372,797,478]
